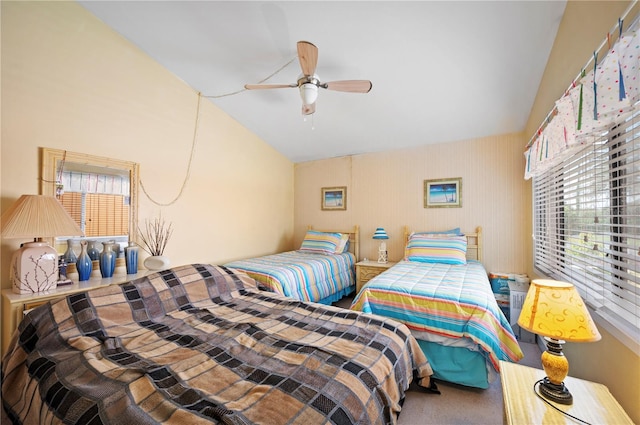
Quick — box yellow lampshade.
[517,279,601,405]
[518,279,601,342]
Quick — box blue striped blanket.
[224,250,356,304]
[351,260,523,371]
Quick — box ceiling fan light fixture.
[244,41,371,114]
[300,83,318,105]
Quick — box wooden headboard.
[308,225,360,261]
[403,226,482,261]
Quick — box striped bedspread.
[350,260,524,372]
[224,250,356,304]
[1,264,434,425]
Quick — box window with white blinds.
[533,106,640,332]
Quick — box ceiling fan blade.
[302,103,316,115]
[297,41,318,77]
[245,83,297,90]
[324,80,372,93]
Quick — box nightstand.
[1,271,149,356]
[355,260,396,293]
[500,360,633,424]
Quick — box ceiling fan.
[244,41,372,115]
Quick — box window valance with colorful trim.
[524,26,639,179]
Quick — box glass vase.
[63,238,78,264]
[125,242,139,275]
[86,240,100,261]
[99,243,116,278]
[110,241,122,258]
[76,241,92,282]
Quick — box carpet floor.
[397,341,541,424]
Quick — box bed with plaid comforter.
[1,264,433,425]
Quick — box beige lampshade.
[1,194,83,238]
[518,279,601,342]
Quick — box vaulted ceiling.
[79,1,567,163]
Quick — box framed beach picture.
[321,186,347,210]
[424,178,462,208]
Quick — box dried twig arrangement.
[138,216,173,256]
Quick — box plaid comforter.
[351,260,524,372]
[224,251,356,304]
[2,264,433,425]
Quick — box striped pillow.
[299,231,342,255]
[406,234,467,265]
[334,233,350,253]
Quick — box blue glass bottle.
[110,241,121,259]
[86,240,100,261]
[63,239,78,264]
[76,241,92,281]
[99,243,116,278]
[125,242,139,275]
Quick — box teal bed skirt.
[417,339,491,389]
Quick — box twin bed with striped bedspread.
[350,259,524,388]
[224,250,356,305]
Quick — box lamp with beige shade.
[1,195,83,294]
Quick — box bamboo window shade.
[59,193,129,237]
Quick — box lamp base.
[10,240,58,294]
[539,337,573,405]
[377,241,388,263]
[539,377,573,405]
[377,249,388,263]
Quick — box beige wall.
[294,132,529,278]
[523,1,639,422]
[1,2,294,288]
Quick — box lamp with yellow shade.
[1,195,83,294]
[517,279,601,405]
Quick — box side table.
[355,260,396,293]
[1,271,149,356]
[500,360,633,424]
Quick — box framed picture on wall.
[321,186,347,210]
[424,178,462,208]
